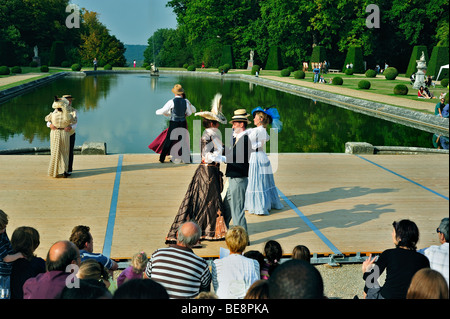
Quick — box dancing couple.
[162,90,283,245]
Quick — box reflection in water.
[0,74,433,153]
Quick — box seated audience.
[292,245,311,263]
[23,240,80,299]
[212,226,259,299]
[267,259,324,299]
[117,251,147,287]
[113,279,169,299]
[442,104,449,118]
[261,240,283,280]
[362,220,430,299]
[10,226,46,299]
[406,268,448,299]
[418,86,431,99]
[435,98,446,116]
[145,221,211,299]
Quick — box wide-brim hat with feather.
[52,96,69,109]
[195,93,228,124]
[229,108,251,124]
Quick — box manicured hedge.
[265,46,283,70]
[49,41,66,67]
[104,64,113,70]
[280,68,290,77]
[251,65,260,75]
[342,46,364,73]
[0,66,10,75]
[220,45,234,69]
[40,65,49,72]
[441,78,449,87]
[309,46,327,71]
[332,76,343,85]
[394,84,408,95]
[71,64,81,71]
[358,80,371,89]
[365,69,377,78]
[11,66,22,74]
[293,70,305,79]
[384,67,399,80]
[428,46,449,80]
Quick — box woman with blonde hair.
[212,226,260,299]
[77,259,110,289]
[407,268,448,299]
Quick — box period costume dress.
[165,93,228,243]
[45,98,76,177]
[244,107,283,215]
[152,84,196,163]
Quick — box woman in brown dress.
[165,93,228,244]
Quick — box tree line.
[0,0,126,67]
[144,0,448,72]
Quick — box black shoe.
[159,157,165,163]
[64,172,71,178]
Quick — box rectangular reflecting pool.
[0,73,434,154]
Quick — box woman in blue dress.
[244,107,283,215]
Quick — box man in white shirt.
[422,218,449,287]
[156,84,196,163]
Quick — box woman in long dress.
[165,93,228,244]
[45,97,76,178]
[244,107,283,215]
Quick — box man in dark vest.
[156,84,196,163]
[223,109,252,233]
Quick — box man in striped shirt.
[145,221,211,299]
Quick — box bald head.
[46,240,80,272]
[177,222,201,247]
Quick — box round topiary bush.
[11,66,22,74]
[441,78,449,87]
[61,61,70,68]
[280,69,291,77]
[358,80,371,89]
[287,66,294,72]
[0,66,10,75]
[345,68,354,75]
[187,65,196,71]
[40,65,49,72]
[365,69,377,78]
[394,84,408,95]
[29,61,38,67]
[104,64,112,70]
[251,65,260,75]
[71,64,81,71]
[332,76,344,85]
[384,67,399,80]
[293,70,305,79]
[183,63,189,69]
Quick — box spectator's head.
[11,226,41,260]
[69,225,93,252]
[60,279,112,299]
[292,245,311,263]
[225,226,249,254]
[0,209,8,232]
[264,240,283,264]
[244,280,269,299]
[268,260,324,299]
[113,279,169,299]
[437,218,449,243]
[77,259,110,288]
[244,250,265,270]
[131,251,148,274]
[46,240,80,272]
[177,221,201,248]
[392,219,419,250]
[407,268,449,299]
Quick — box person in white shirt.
[212,226,260,299]
[422,218,449,287]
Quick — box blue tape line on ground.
[103,154,123,258]
[356,155,449,201]
[277,188,342,255]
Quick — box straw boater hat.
[62,94,74,100]
[171,84,185,95]
[195,93,227,124]
[229,109,251,124]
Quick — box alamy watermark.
[366,4,380,29]
[65,4,80,29]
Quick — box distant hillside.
[124,44,147,67]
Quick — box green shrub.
[11,66,22,74]
[220,45,234,68]
[49,41,66,67]
[29,61,38,67]
[441,78,449,87]
[428,46,449,79]
[394,84,408,95]
[251,65,260,75]
[342,46,364,73]
[40,65,49,72]
[287,66,294,72]
[265,46,283,70]
[187,65,196,71]
[0,66,10,75]
[365,69,377,78]
[104,64,113,70]
[183,63,189,69]
[61,61,70,68]
[310,46,327,71]
[384,67,398,80]
[293,70,305,79]
[280,68,291,77]
[345,68,354,75]
[358,80,371,89]
[405,45,428,78]
[146,65,152,70]
[218,64,230,73]
[332,76,343,85]
[71,64,81,71]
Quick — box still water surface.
[0,73,432,153]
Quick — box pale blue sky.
[70,0,177,45]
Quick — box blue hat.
[251,106,282,132]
